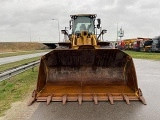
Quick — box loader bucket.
[29,49,146,105]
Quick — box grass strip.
[124,50,160,60]
[0,57,40,72]
[0,49,50,58]
[0,67,38,116]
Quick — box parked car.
[141,39,153,52]
[133,39,143,51]
[151,36,160,52]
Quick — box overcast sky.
[0,0,160,42]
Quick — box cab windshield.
[72,16,95,34]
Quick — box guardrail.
[0,61,40,82]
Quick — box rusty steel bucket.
[29,49,146,105]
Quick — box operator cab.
[70,14,97,35]
[61,14,107,44]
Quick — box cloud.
[0,0,160,42]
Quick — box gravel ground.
[0,95,39,120]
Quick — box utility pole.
[52,19,60,42]
[117,23,118,41]
[119,27,124,40]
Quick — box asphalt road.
[0,52,47,65]
[29,59,160,120]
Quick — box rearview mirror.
[61,30,68,35]
[69,20,72,29]
[97,18,101,29]
[102,29,107,34]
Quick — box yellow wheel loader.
[28,14,146,105]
